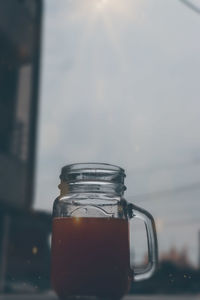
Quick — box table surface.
[0,293,200,300]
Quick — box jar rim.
[59,163,126,195]
[60,163,125,181]
[61,163,125,174]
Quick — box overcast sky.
[35,0,200,265]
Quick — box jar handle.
[128,203,158,281]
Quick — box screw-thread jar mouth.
[59,163,126,196]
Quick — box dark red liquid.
[51,217,131,299]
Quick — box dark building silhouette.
[0,0,51,294]
[0,0,41,211]
[160,246,193,269]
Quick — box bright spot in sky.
[71,0,144,73]
[96,0,109,10]
[82,0,144,21]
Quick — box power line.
[129,181,200,201]
[179,0,200,14]
[129,159,200,174]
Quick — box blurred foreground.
[0,293,199,300]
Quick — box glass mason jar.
[51,163,158,300]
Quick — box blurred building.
[0,0,51,293]
[0,0,41,211]
[160,247,192,268]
